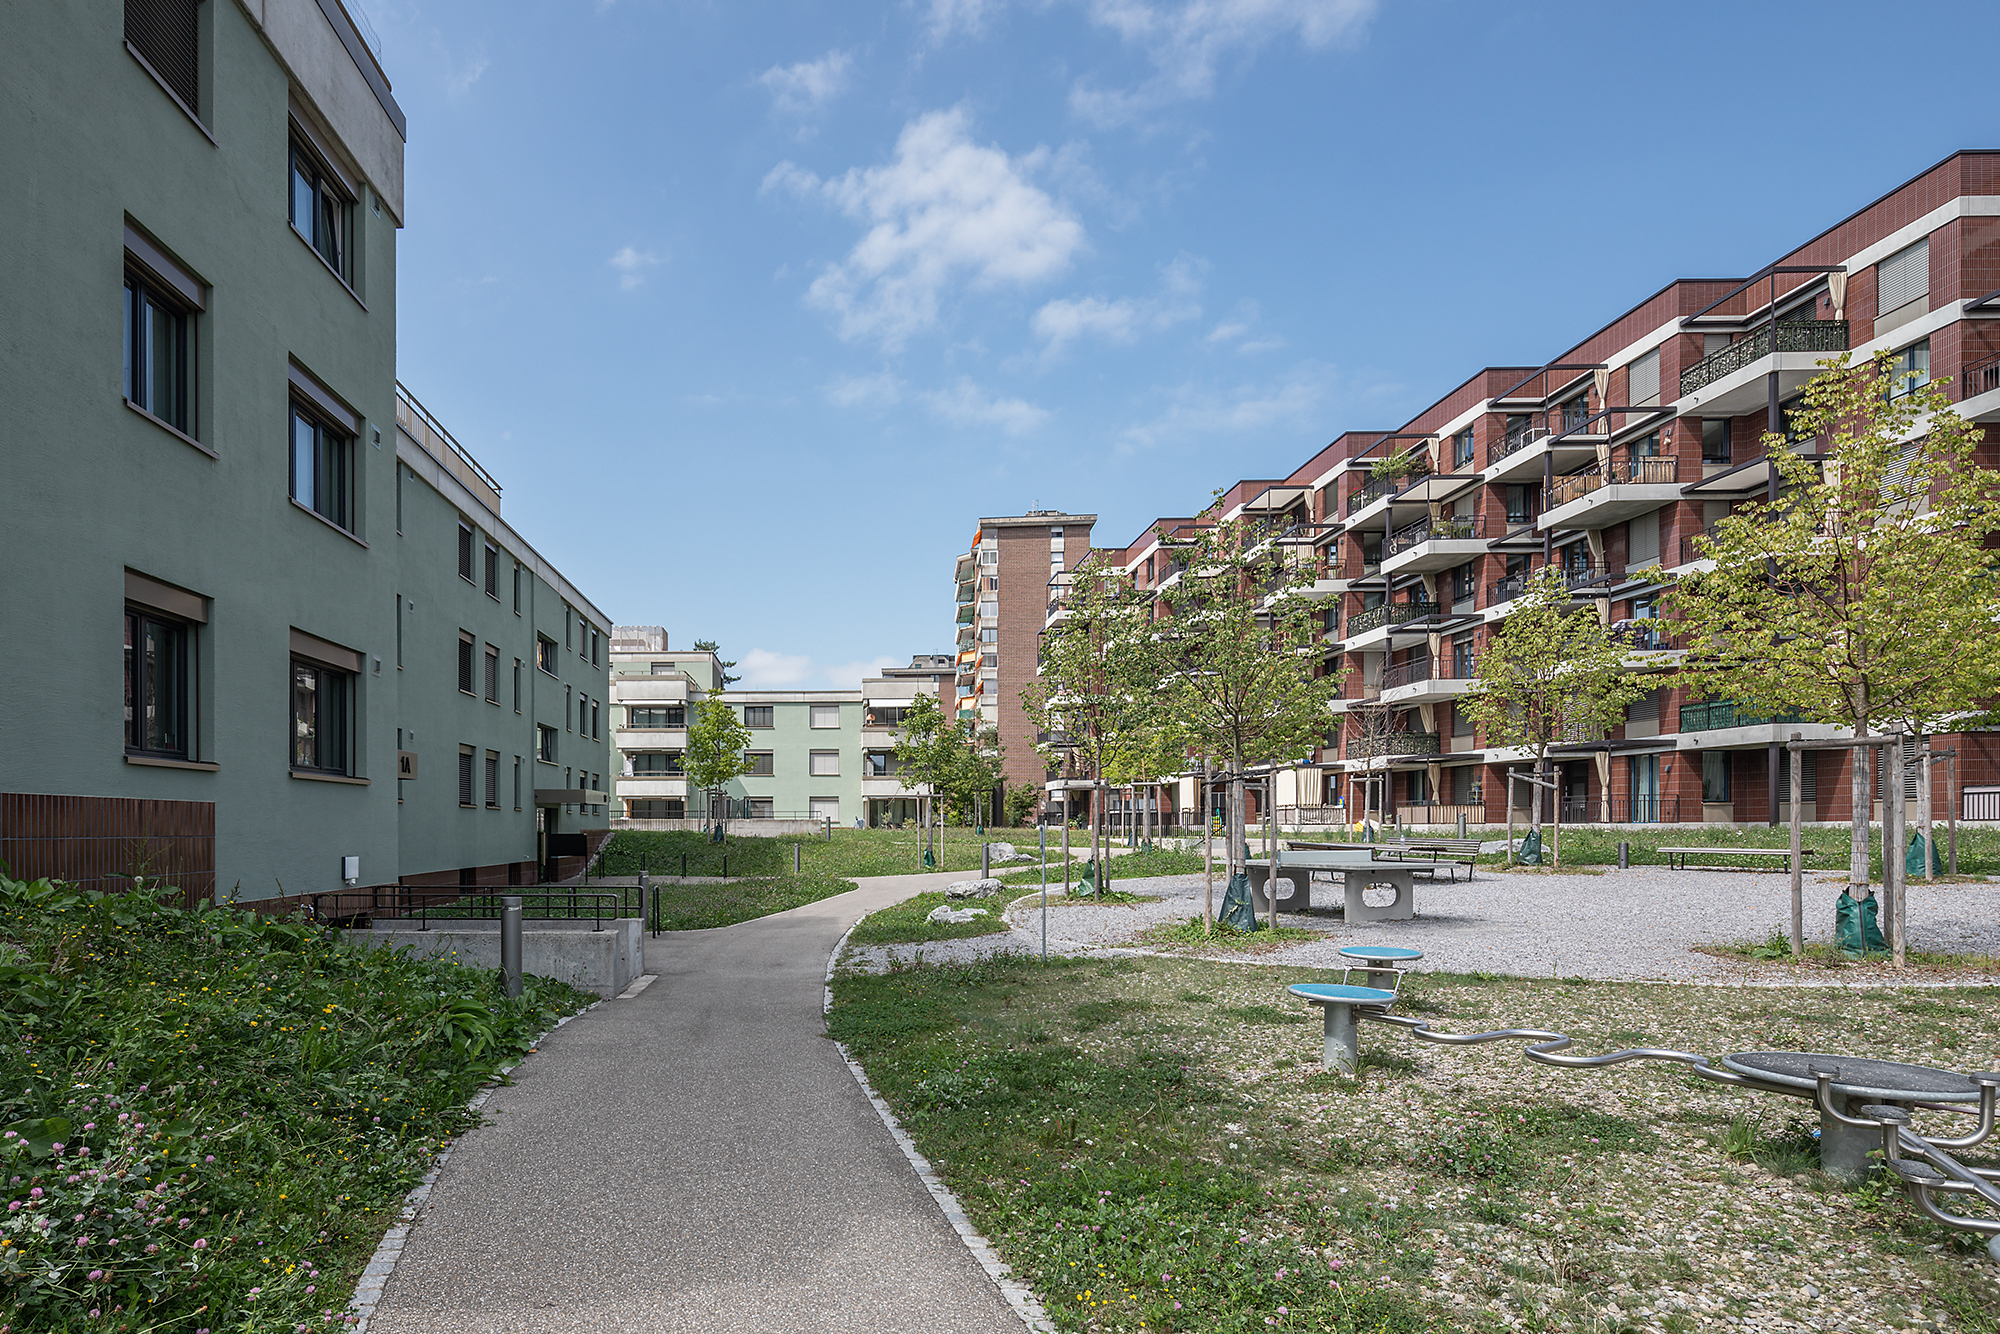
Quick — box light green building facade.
[0,0,608,898]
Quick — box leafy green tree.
[1666,351,2000,920]
[684,697,754,836]
[1146,512,1341,926]
[691,638,741,688]
[1457,566,1643,868]
[891,692,958,863]
[1022,554,1153,894]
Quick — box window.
[980,653,997,668]
[1504,484,1535,526]
[866,752,896,776]
[394,592,403,668]
[458,747,475,807]
[1627,348,1661,408]
[289,136,351,282]
[809,704,841,729]
[591,626,601,667]
[1701,751,1732,804]
[123,271,191,432]
[537,724,557,763]
[537,635,556,674]
[514,755,521,809]
[1452,427,1474,468]
[1701,418,1730,464]
[564,605,574,651]
[978,599,998,618]
[743,706,774,729]
[631,752,681,775]
[810,796,840,823]
[127,0,201,113]
[577,694,588,733]
[809,750,840,777]
[627,707,682,729]
[457,633,475,695]
[1886,339,1930,402]
[291,659,351,774]
[628,799,685,820]
[650,661,672,675]
[747,798,775,819]
[1452,562,1476,602]
[484,544,499,599]
[978,626,997,644]
[591,699,600,739]
[512,562,522,614]
[124,609,189,758]
[1877,237,1929,321]
[746,751,775,776]
[486,751,500,808]
[484,645,499,703]
[513,658,523,712]
[289,403,353,531]
[565,684,572,730]
[457,525,474,582]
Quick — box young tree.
[1457,566,1644,868]
[1021,554,1153,897]
[891,692,957,865]
[1667,351,2000,947]
[683,697,754,839]
[1147,513,1342,927]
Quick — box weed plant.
[0,873,592,1334]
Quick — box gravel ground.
[841,867,2000,985]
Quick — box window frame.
[124,606,192,760]
[289,398,355,533]
[123,268,193,434]
[457,632,476,696]
[288,133,354,285]
[809,704,842,729]
[745,750,776,776]
[484,543,500,599]
[536,635,557,675]
[290,657,353,775]
[808,750,841,778]
[537,724,557,764]
[484,644,500,703]
[485,750,501,809]
[458,746,476,808]
[742,706,775,729]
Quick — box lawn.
[640,872,857,931]
[0,872,594,1334]
[1465,823,2000,876]
[846,891,1014,945]
[829,954,2000,1334]
[998,845,1209,885]
[594,826,1057,881]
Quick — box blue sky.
[366,0,1996,689]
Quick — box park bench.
[1375,838,1481,882]
[1660,846,1811,872]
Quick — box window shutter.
[126,0,200,114]
[458,636,474,693]
[1627,349,1660,407]
[1877,238,1929,315]
[1627,510,1661,567]
[458,750,474,806]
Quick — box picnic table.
[1243,848,1417,922]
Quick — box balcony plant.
[1666,351,2000,965]
[1368,446,1427,482]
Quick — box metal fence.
[0,792,214,907]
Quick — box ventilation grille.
[126,0,200,115]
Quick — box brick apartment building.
[951,512,1095,805]
[1071,151,2000,830]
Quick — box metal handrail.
[1347,600,1441,636]
[1385,513,1485,556]
[396,382,504,498]
[1676,700,1806,731]
[1679,320,1848,398]
[1546,455,1681,508]
[1963,351,2000,401]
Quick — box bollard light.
[500,896,523,999]
[1618,841,1630,870]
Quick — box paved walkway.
[366,871,1021,1334]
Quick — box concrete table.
[1338,944,1423,991]
[1289,982,1398,1074]
[1719,1052,1982,1179]
[1246,851,1418,921]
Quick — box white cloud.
[1031,255,1203,358]
[921,378,1049,434]
[923,0,998,42]
[444,46,488,97]
[1118,362,1332,452]
[819,656,903,689]
[1072,0,1376,125]
[1206,319,1249,343]
[825,371,905,408]
[608,246,661,291]
[764,107,1087,349]
[758,49,853,117]
[737,649,815,689]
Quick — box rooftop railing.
[1679,320,1848,398]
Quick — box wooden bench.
[1377,839,1482,882]
[1660,846,1810,872]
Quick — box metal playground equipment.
[1289,956,2000,1261]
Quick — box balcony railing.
[1964,351,2000,400]
[1344,732,1441,759]
[1609,620,1677,651]
[1346,468,1430,516]
[1545,455,1681,509]
[1385,512,1487,557]
[1677,520,1724,567]
[1676,700,1806,732]
[1346,600,1441,636]
[957,581,975,605]
[1679,319,1849,398]
[1489,565,1624,605]
[956,605,975,625]
[1556,794,1684,825]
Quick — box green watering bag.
[1219,873,1261,932]
[1834,890,1889,955]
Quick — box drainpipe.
[1768,366,1782,828]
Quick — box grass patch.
[846,892,1013,945]
[596,826,1053,881]
[996,845,1207,885]
[0,872,594,1334]
[644,871,855,930]
[1468,822,2000,876]
[1139,915,1322,953]
[1695,925,2000,975]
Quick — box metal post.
[981,841,990,879]
[1789,733,1804,959]
[1884,730,1905,967]
[1320,1002,1359,1075]
[794,843,801,874]
[1457,811,1467,839]
[1617,841,1629,870]
[1039,823,1048,963]
[1919,738,1934,882]
[500,896,523,999]
[1947,749,1959,876]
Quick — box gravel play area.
[840,867,2000,984]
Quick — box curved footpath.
[365,870,1022,1334]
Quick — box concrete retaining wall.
[611,818,831,837]
[355,917,643,998]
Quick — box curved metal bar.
[1358,1011,1766,1087]
[1925,1083,1999,1151]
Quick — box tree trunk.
[1848,715,1871,897]
[1202,758,1214,934]
[1919,736,1934,883]
[1531,753,1546,833]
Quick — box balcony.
[1344,468,1430,518]
[1675,700,1805,732]
[1677,320,1848,413]
[1608,620,1678,652]
[1488,565,1623,605]
[1676,520,1723,567]
[1346,599,1441,637]
[1344,732,1440,760]
[957,580,975,605]
[956,605,975,625]
[1963,351,2000,419]
[1482,406,1608,478]
[1381,513,1490,574]
[1540,455,1681,528]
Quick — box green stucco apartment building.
[0,0,609,899]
